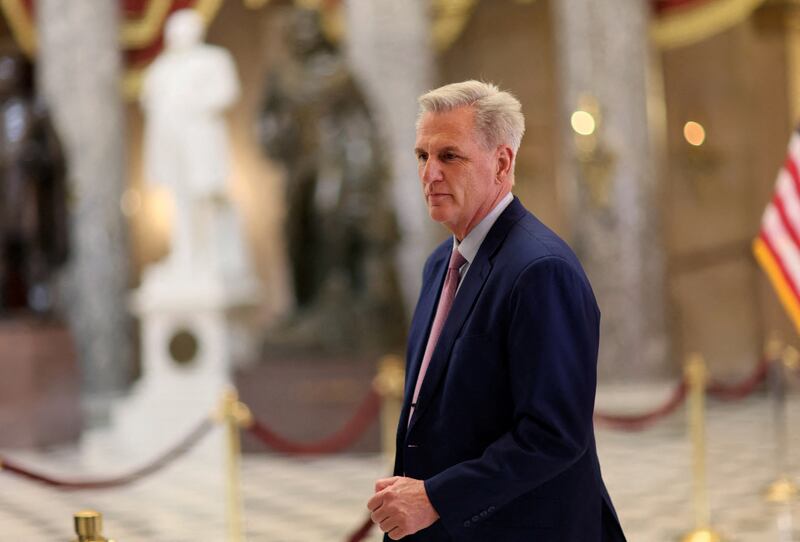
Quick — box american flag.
[754,129,800,332]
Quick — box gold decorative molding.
[122,69,144,102]
[193,0,224,25]
[431,0,478,52]
[2,0,222,54]
[652,0,768,50]
[430,0,536,53]
[0,0,36,55]
[0,0,226,100]
[319,3,345,45]
[120,0,171,48]
[122,0,223,47]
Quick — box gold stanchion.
[71,510,113,542]
[217,388,252,542]
[373,354,405,467]
[765,343,799,503]
[681,354,722,542]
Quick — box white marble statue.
[140,9,251,291]
[118,10,257,456]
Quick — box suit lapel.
[407,198,527,435]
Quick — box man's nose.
[421,159,441,184]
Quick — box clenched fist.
[367,476,439,540]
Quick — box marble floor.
[1,385,799,541]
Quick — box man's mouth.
[427,193,448,201]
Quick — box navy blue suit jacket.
[390,198,626,541]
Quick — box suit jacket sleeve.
[423,255,600,537]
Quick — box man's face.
[415,106,508,240]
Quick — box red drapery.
[0,0,225,96]
[1,0,218,68]
[653,0,716,15]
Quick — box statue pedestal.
[113,271,259,456]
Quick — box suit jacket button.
[488,506,496,513]
[463,520,471,528]
[480,511,488,518]
[472,515,480,522]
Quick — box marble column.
[551,0,669,379]
[344,0,438,318]
[36,0,131,420]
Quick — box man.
[367,81,626,541]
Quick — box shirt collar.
[453,192,514,264]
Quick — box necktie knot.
[449,248,467,271]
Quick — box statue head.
[288,8,331,58]
[0,53,33,100]
[164,9,205,51]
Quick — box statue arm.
[194,50,240,112]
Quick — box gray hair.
[417,80,525,153]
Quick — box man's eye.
[442,152,457,161]
[417,153,428,162]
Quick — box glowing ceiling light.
[683,121,706,146]
[571,110,596,136]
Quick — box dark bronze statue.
[0,54,68,315]
[259,8,403,355]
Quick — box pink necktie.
[409,247,467,422]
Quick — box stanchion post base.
[764,477,798,503]
[680,528,722,542]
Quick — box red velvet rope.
[594,355,772,431]
[246,387,382,455]
[706,356,770,400]
[0,417,213,490]
[594,380,689,431]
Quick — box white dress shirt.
[453,192,514,291]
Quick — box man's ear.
[496,146,514,183]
